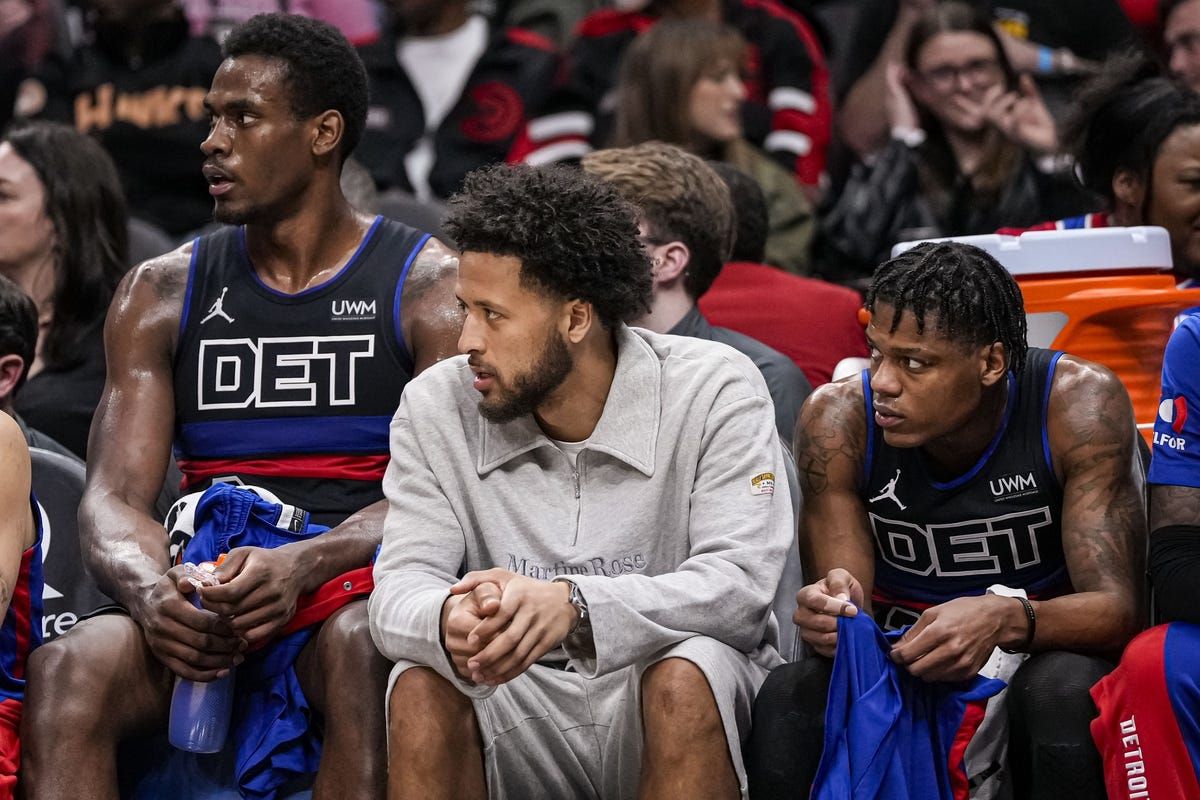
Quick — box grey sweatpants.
[389,636,780,799]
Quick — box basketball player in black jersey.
[746,242,1146,799]
[20,15,462,800]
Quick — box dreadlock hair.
[866,241,1027,375]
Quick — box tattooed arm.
[0,415,35,622]
[791,380,875,656]
[1149,485,1200,624]
[1038,356,1145,652]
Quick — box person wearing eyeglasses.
[819,1,1095,282]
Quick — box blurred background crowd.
[2,0,1198,464]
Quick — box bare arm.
[1040,357,1145,652]
[794,380,875,591]
[78,246,242,679]
[839,1,930,159]
[79,247,189,613]
[0,416,35,621]
[401,237,462,375]
[1151,485,1200,532]
[792,380,876,656]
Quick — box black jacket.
[356,24,561,200]
[818,138,1097,281]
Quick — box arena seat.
[29,447,113,642]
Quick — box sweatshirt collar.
[476,325,660,476]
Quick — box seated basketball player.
[746,241,1145,799]
[20,14,462,799]
[1089,307,1200,797]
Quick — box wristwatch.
[565,580,590,635]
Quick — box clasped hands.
[441,569,580,687]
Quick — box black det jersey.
[173,216,429,525]
[861,347,1071,629]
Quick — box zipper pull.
[573,469,580,499]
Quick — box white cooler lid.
[891,225,1173,276]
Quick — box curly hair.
[581,142,734,300]
[867,241,1028,375]
[444,164,653,330]
[222,13,368,161]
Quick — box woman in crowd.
[611,19,816,275]
[819,1,1094,281]
[0,120,128,459]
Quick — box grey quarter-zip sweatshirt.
[368,324,794,697]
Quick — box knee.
[1009,651,1110,743]
[24,631,116,731]
[27,634,100,703]
[317,602,386,679]
[641,658,722,741]
[388,668,475,742]
[1010,651,1109,712]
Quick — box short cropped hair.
[0,275,38,394]
[582,142,734,300]
[707,161,768,264]
[223,13,368,160]
[867,242,1028,375]
[444,164,653,329]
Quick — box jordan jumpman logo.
[201,286,235,324]
[869,468,906,510]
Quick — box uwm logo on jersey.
[198,335,375,410]
[870,507,1053,577]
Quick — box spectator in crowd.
[836,0,1134,161]
[612,20,815,274]
[487,0,599,48]
[0,0,58,132]
[1164,0,1200,92]
[355,0,561,203]
[747,241,1144,799]
[0,411,44,799]
[20,0,221,238]
[582,142,811,445]
[0,274,74,459]
[181,0,380,44]
[370,162,791,800]
[1002,53,1200,286]
[0,120,127,460]
[819,1,1095,281]
[699,161,868,386]
[19,14,463,799]
[525,0,831,195]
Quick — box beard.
[477,328,574,424]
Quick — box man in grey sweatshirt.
[368,163,794,799]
